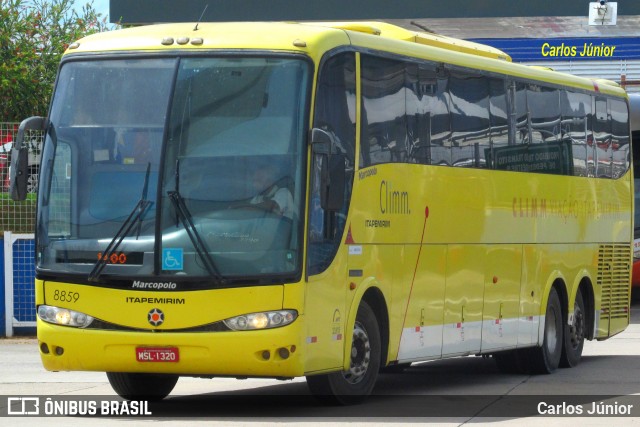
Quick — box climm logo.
[380,180,410,214]
[512,197,623,221]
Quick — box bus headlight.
[38,305,94,328]
[223,310,297,331]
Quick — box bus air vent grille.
[597,244,631,321]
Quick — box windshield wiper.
[88,164,152,282]
[167,189,225,284]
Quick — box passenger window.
[428,67,452,166]
[449,71,490,168]
[406,63,427,164]
[360,55,408,167]
[561,91,591,177]
[406,63,448,165]
[593,97,612,178]
[489,79,509,149]
[514,82,529,144]
[610,99,630,178]
[528,85,560,144]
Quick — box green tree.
[0,0,112,122]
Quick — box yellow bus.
[11,21,632,404]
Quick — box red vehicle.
[0,129,13,191]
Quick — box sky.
[92,0,110,20]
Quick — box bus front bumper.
[37,318,305,378]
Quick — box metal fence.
[1,122,40,234]
[1,122,39,336]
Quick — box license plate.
[136,347,179,362]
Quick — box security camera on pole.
[588,1,618,25]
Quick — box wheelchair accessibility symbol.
[162,248,183,271]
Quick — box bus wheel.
[106,372,179,401]
[561,290,585,368]
[306,301,381,405]
[529,287,563,374]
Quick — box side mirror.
[10,116,45,201]
[321,153,345,211]
[311,128,345,211]
[310,128,332,155]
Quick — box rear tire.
[529,287,563,374]
[306,301,381,405]
[106,372,178,401]
[560,290,586,368]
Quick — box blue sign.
[470,37,640,62]
[162,248,183,271]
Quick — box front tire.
[106,372,179,401]
[529,287,563,374]
[560,290,585,368]
[306,301,381,405]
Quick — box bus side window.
[514,82,529,145]
[610,98,629,179]
[561,90,592,177]
[407,63,441,165]
[449,71,490,168]
[428,67,452,166]
[488,78,509,154]
[594,97,612,178]
[528,85,561,144]
[308,52,356,276]
[360,55,408,167]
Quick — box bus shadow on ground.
[150,354,640,419]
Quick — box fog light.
[40,342,50,354]
[278,347,290,359]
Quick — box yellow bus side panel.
[346,164,631,365]
[481,245,522,352]
[394,245,446,362]
[441,245,485,356]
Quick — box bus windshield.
[36,56,309,284]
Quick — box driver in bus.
[247,163,294,220]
